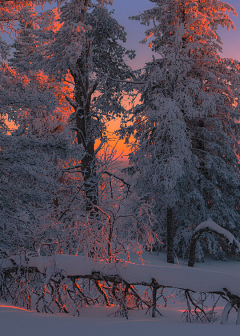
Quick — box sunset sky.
[38,0,240,69]
[7,0,240,161]
[112,0,240,67]
[105,0,240,160]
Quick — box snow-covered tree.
[22,1,135,213]
[0,1,72,257]
[0,0,53,41]
[121,0,240,263]
[9,4,38,72]
[0,58,74,257]
[0,0,156,262]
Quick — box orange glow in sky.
[99,92,140,163]
[103,117,131,162]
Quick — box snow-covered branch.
[1,255,240,322]
[188,219,240,267]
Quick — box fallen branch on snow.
[1,254,240,323]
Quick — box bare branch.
[64,94,78,109]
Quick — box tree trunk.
[167,207,174,264]
[188,235,198,267]
[188,226,237,267]
[76,109,98,212]
[74,49,98,212]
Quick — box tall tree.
[2,0,156,261]
[121,0,240,263]
[27,0,135,212]
[0,0,73,257]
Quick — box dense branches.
[1,0,240,320]
[0,0,155,263]
[1,254,240,322]
[121,0,240,263]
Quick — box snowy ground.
[1,252,240,336]
[1,302,239,336]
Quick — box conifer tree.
[0,1,74,256]
[27,0,134,212]
[1,0,156,261]
[122,0,240,263]
[10,4,38,72]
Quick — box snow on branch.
[188,219,240,267]
[193,219,240,249]
[1,255,240,295]
[1,255,240,322]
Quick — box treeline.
[0,0,240,271]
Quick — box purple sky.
[109,0,240,69]
[216,0,240,60]
[7,0,240,70]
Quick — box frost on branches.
[0,0,158,317]
[33,2,135,213]
[121,0,240,263]
[1,0,240,323]
[0,0,155,270]
[1,253,240,323]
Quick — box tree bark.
[167,207,174,263]
[73,47,98,212]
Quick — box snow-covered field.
[0,302,239,336]
[1,252,240,336]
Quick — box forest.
[1,0,240,331]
